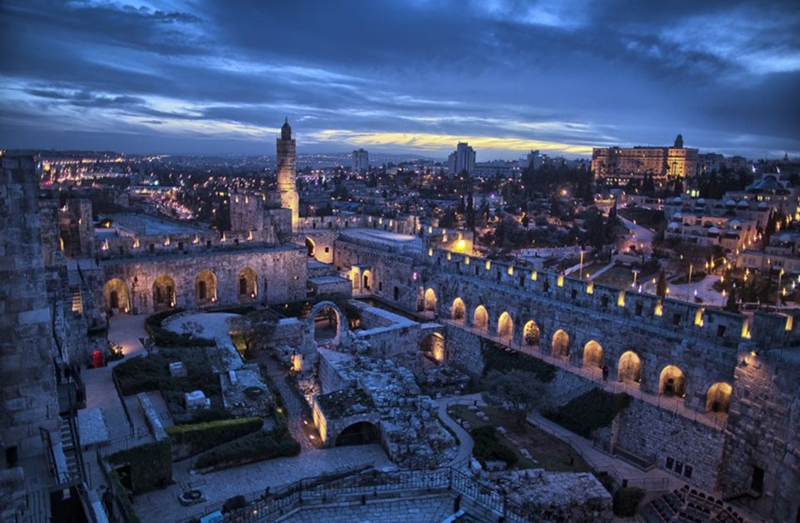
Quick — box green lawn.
[451,405,591,472]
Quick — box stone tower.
[276,118,298,230]
[0,154,60,464]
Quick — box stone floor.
[277,493,460,522]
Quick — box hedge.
[482,340,556,383]
[166,417,264,461]
[544,388,631,439]
[108,439,172,494]
[194,426,300,471]
[470,426,518,467]
[613,487,646,517]
[144,309,216,347]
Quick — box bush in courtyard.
[470,426,518,467]
[222,495,247,513]
[613,487,645,517]
[543,388,631,439]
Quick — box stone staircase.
[58,415,84,483]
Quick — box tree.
[482,369,547,427]
[656,269,668,299]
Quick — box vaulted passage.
[335,422,379,447]
[582,340,604,369]
[195,270,217,306]
[473,305,489,331]
[103,278,130,314]
[552,329,570,359]
[314,305,339,342]
[153,274,176,310]
[523,320,540,346]
[497,311,513,339]
[618,351,642,384]
[660,365,686,398]
[452,298,466,321]
[706,382,732,413]
[424,288,437,312]
[237,267,258,301]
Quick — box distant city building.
[523,150,543,170]
[447,142,476,176]
[473,160,519,179]
[591,135,698,187]
[352,148,369,172]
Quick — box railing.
[97,427,152,458]
[443,319,729,431]
[111,371,135,436]
[177,465,535,523]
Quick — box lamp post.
[777,268,784,308]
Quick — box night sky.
[1,0,798,159]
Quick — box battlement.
[427,248,800,349]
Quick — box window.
[673,313,681,326]
[751,466,764,494]
[666,457,674,470]
[635,303,643,316]
[717,325,726,337]
[325,247,329,253]
[601,296,609,308]
[571,289,577,300]
[684,465,693,479]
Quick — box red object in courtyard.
[92,350,104,368]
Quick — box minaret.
[276,118,299,230]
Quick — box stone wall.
[444,324,484,378]
[613,398,725,492]
[97,245,308,314]
[0,155,60,461]
[719,350,800,522]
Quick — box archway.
[103,279,131,314]
[659,365,686,398]
[424,288,437,312]
[473,305,489,331]
[305,237,316,257]
[152,274,176,310]
[335,422,380,447]
[308,301,347,346]
[706,382,732,413]
[523,320,540,347]
[497,311,513,340]
[362,270,372,292]
[195,270,218,306]
[421,333,446,362]
[618,351,642,383]
[452,298,466,321]
[237,267,258,302]
[552,329,570,359]
[582,340,604,369]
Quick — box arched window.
[582,340,604,369]
[497,311,513,339]
[452,298,466,320]
[424,288,437,312]
[659,365,686,398]
[523,321,540,346]
[618,351,642,383]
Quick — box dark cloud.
[0,0,798,157]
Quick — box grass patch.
[592,265,637,289]
[544,388,631,439]
[452,404,590,472]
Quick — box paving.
[278,493,460,522]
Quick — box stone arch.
[424,288,437,312]
[473,305,489,331]
[497,311,513,339]
[152,274,176,310]
[582,340,604,369]
[305,237,316,257]
[308,300,348,346]
[195,270,218,306]
[103,278,130,314]
[362,270,372,292]
[452,297,466,321]
[335,421,380,447]
[237,267,258,301]
[421,332,446,362]
[659,365,686,398]
[706,382,732,413]
[618,351,642,383]
[552,329,570,359]
[523,320,540,346]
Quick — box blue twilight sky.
[1,0,798,160]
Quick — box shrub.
[471,426,518,467]
[613,487,645,517]
[194,427,300,470]
[107,439,172,494]
[222,495,247,513]
[166,417,264,460]
[544,389,631,439]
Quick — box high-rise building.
[447,142,476,176]
[591,135,698,187]
[276,118,299,230]
[524,150,542,170]
[352,148,370,172]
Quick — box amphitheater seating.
[642,487,753,523]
